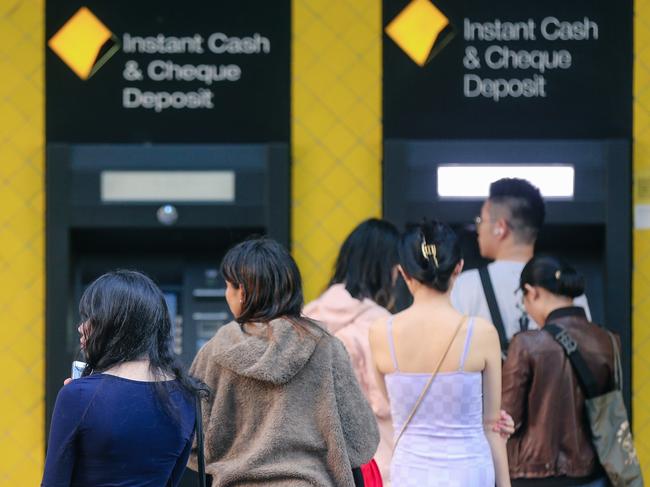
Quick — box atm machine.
[45,143,289,429]
[384,138,632,406]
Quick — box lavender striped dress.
[385,317,495,487]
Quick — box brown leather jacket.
[502,306,617,481]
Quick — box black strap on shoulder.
[195,396,206,487]
[478,267,508,355]
[166,396,207,487]
[544,324,599,399]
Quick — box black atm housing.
[46,143,289,425]
[384,138,631,407]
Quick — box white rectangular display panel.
[101,170,235,202]
[437,165,574,199]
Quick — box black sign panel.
[383,0,632,139]
[46,0,290,143]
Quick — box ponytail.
[398,219,461,293]
[520,255,584,298]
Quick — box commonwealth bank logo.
[385,0,455,66]
[48,7,120,80]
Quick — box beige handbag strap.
[392,316,466,452]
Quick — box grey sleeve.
[331,337,380,467]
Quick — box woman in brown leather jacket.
[502,255,616,487]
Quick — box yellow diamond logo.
[48,7,120,80]
[386,0,455,67]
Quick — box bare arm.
[501,335,531,431]
[481,321,511,487]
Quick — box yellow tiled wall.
[635,0,650,477]
[0,0,45,485]
[292,0,382,301]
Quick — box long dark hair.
[220,238,318,334]
[329,218,399,310]
[520,255,585,298]
[398,220,462,293]
[79,270,207,407]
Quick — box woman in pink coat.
[304,219,400,484]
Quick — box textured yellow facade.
[292,0,383,301]
[0,0,45,484]
[635,0,650,477]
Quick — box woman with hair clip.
[304,218,400,484]
[41,270,207,487]
[503,255,617,487]
[369,220,510,487]
[188,238,379,486]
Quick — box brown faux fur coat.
[188,318,380,486]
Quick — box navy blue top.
[41,374,196,487]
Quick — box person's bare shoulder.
[369,316,388,347]
[471,316,500,345]
[369,315,395,372]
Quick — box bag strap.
[543,324,599,399]
[478,267,508,356]
[352,466,364,487]
[392,316,465,452]
[607,331,623,391]
[195,396,206,487]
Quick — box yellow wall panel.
[0,0,45,485]
[635,0,650,477]
[292,0,382,300]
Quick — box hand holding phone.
[71,360,87,380]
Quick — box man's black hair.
[488,178,545,244]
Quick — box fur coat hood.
[210,318,323,385]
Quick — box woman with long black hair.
[41,270,206,487]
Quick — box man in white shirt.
[451,178,590,347]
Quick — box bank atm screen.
[185,267,232,360]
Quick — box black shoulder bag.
[544,324,644,487]
[478,267,509,357]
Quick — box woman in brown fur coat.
[188,238,379,487]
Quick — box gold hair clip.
[421,239,439,268]
[555,270,562,280]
